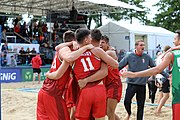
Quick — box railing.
[6,36,17,43]
[14,32,31,43]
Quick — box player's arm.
[46,60,70,80]
[55,41,73,51]
[78,62,108,89]
[93,47,118,68]
[60,44,94,63]
[123,52,173,78]
[106,50,118,60]
[55,41,79,51]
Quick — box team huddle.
[37,28,122,120]
[36,28,180,120]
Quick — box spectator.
[26,48,31,64]
[53,21,59,31]
[1,28,7,43]
[155,45,171,116]
[13,16,21,27]
[1,42,8,55]
[30,48,37,54]
[156,44,162,55]
[1,53,7,67]
[42,23,48,38]
[19,47,26,64]
[21,22,28,37]
[14,23,21,34]
[9,55,17,67]
[52,30,59,41]
[31,53,42,84]
[31,36,39,44]
[118,49,126,62]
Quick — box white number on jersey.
[51,55,57,69]
[80,57,95,72]
[177,58,180,67]
[177,58,180,72]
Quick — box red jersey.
[31,55,42,68]
[104,66,121,87]
[42,52,71,96]
[73,50,101,87]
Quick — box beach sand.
[2,81,172,120]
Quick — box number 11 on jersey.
[81,57,95,72]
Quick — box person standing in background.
[155,45,171,116]
[118,40,156,120]
[1,28,7,43]
[1,42,8,55]
[122,30,180,120]
[31,53,42,84]
[118,40,168,120]
[99,35,122,120]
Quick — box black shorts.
[33,68,41,74]
[162,79,170,93]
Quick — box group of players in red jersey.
[36,28,122,120]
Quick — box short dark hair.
[63,30,75,42]
[75,28,90,44]
[175,30,180,40]
[135,40,144,46]
[91,29,102,42]
[102,35,109,43]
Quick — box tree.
[153,0,180,32]
[106,0,150,24]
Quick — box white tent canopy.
[99,22,175,57]
[79,0,144,11]
[0,0,144,16]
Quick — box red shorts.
[64,78,75,108]
[172,103,180,120]
[75,84,106,119]
[37,89,70,120]
[106,82,122,102]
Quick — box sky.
[90,0,160,28]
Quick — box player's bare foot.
[154,110,161,116]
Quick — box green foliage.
[106,0,150,24]
[89,0,149,28]
[152,0,180,32]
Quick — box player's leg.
[92,85,106,120]
[107,98,118,120]
[124,84,136,120]
[37,68,41,84]
[33,72,36,84]
[155,92,169,115]
[136,85,146,120]
[37,89,49,120]
[157,90,163,104]
[75,88,92,119]
[106,83,122,120]
[155,80,170,115]
[38,74,41,84]
[69,106,76,120]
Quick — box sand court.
[2,81,172,120]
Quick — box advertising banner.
[0,43,40,53]
[0,68,22,83]
[22,67,50,82]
